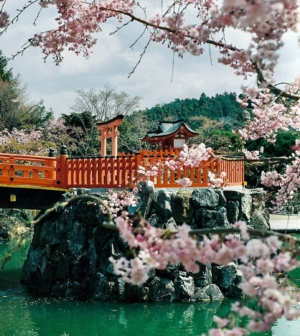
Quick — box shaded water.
[0,240,299,336]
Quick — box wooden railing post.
[57,145,68,188]
[46,148,56,180]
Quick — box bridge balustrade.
[0,150,245,190]
[65,156,138,189]
[0,153,58,187]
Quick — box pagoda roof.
[142,120,198,142]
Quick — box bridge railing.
[64,155,138,189]
[62,150,244,189]
[0,150,245,189]
[0,153,58,187]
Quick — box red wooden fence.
[65,156,138,189]
[0,150,244,189]
[0,153,59,187]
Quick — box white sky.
[1,1,300,118]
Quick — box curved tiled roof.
[143,120,198,139]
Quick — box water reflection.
[0,240,297,336]
[0,295,273,336]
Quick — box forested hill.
[118,92,247,154]
[141,92,245,128]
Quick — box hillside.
[118,92,247,153]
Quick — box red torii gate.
[96,115,124,157]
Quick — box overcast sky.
[1,1,300,118]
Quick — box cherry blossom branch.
[255,63,300,100]
[30,194,114,227]
[128,37,152,78]
[0,0,39,35]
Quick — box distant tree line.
[0,48,297,167]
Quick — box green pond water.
[0,240,300,336]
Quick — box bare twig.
[0,0,7,14]
[29,194,114,228]
[127,37,152,78]
[0,0,39,36]
[33,4,43,26]
[0,236,25,272]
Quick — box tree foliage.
[70,85,141,122]
[60,111,100,157]
[0,51,53,131]
[144,92,244,129]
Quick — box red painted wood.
[0,151,244,189]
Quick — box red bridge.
[0,146,244,209]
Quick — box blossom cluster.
[238,90,300,145]
[137,143,223,188]
[208,171,227,188]
[178,143,212,168]
[99,188,139,218]
[0,119,69,155]
[1,0,297,84]
[0,128,42,145]
[110,218,300,334]
[261,156,300,212]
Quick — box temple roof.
[142,120,198,141]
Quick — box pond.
[0,239,299,336]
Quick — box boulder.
[205,284,224,301]
[121,282,149,302]
[152,189,172,220]
[190,287,211,302]
[139,180,155,218]
[149,277,176,302]
[89,273,115,301]
[216,206,230,227]
[227,200,239,224]
[171,189,195,225]
[194,208,217,228]
[240,193,252,221]
[191,188,219,209]
[250,210,270,230]
[156,263,180,280]
[214,188,227,207]
[21,186,268,302]
[174,273,195,298]
[213,262,238,291]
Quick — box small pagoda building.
[141,120,198,150]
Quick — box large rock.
[223,189,249,201]
[190,287,210,302]
[194,208,217,228]
[240,193,252,221]
[171,189,195,225]
[88,273,114,300]
[191,284,224,302]
[174,273,195,298]
[121,282,149,302]
[149,277,176,302]
[214,188,227,207]
[216,206,230,227]
[191,188,219,209]
[152,189,173,220]
[21,186,267,302]
[139,180,155,218]
[213,262,238,290]
[224,189,267,223]
[227,200,239,224]
[250,210,270,230]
